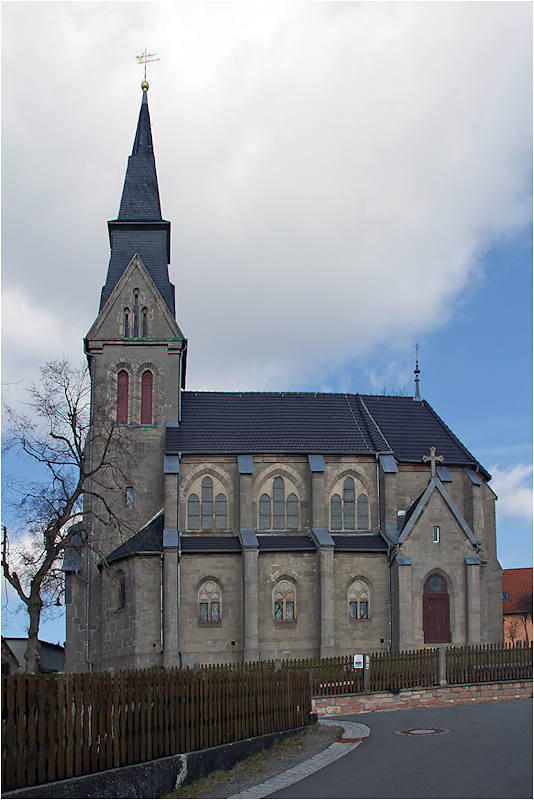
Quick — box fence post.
[364,654,371,692]
[438,648,447,685]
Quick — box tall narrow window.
[259,494,271,530]
[331,494,342,530]
[133,291,139,337]
[201,477,214,530]
[215,493,227,529]
[188,494,200,530]
[124,309,130,338]
[357,494,369,530]
[433,526,440,543]
[343,478,356,530]
[125,487,134,508]
[286,494,299,529]
[117,370,129,424]
[117,570,126,609]
[141,370,153,424]
[142,308,148,338]
[273,477,285,529]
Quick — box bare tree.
[2,358,135,673]
[517,591,533,647]
[506,617,521,646]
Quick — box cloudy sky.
[2,2,532,640]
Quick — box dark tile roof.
[180,536,242,553]
[332,533,388,552]
[165,392,488,478]
[103,512,164,565]
[502,568,533,614]
[257,534,316,551]
[99,92,175,316]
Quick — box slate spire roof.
[99,87,176,316]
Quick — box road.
[267,699,532,799]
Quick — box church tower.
[65,83,186,671]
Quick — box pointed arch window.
[357,494,369,530]
[133,291,139,337]
[348,579,369,620]
[141,370,153,424]
[123,309,130,338]
[188,477,228,530]
[117,370,129,424]
[330,479,370,531]
[142,308,148,338]
[257,477,299,530]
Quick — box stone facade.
[63,87,503,674]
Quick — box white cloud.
[491,463,533,521]
[1,2,531,391]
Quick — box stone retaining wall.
[312,680,533,716]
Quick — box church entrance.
[423,574,450,643]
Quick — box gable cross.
[422,446,444,477]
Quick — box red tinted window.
[117,370,129,424]
[141,370,153,424]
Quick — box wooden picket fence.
[446,642,532,684]
[1,666,310,793]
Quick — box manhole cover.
[394,727,450,736]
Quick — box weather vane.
[136,49,160,88]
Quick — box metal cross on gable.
[422,446,444,477]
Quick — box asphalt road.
[266,699,532,799]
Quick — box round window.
[428,575,445,592]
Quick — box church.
[64,84,503,673]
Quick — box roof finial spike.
[136,48,160,92]
[414,342,422,401]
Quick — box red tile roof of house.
[502,567,533,614]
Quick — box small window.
[124,309,130,338]
[198,580,222,624]
[117,370,129,424]
[348,579,370,620]
[142,308,148,338]
[117,570,126,609]
[503,592,509,601]
[125,487,134,508]
[273,579,296,621]
[433,526,440,543]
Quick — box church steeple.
[99,85,175,316]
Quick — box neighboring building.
[502,567,533,646]
[2,638,65,674]
[64,83,503,673]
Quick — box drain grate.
[394,727,450,736]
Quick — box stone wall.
[312,680,533,716]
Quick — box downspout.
[83,341,93,671]
[160,554,164,655]
[375,454,381,530]
[177,470,182,668]
[387,541,399,653]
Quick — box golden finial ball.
[141,80,149,91]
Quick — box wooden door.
[423,574,450,643]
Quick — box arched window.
[330,478,370,531]
[142,308,148,338]
[343,478,356,530]
[348,580,369,620]
[273,579,296,621]
[117,570,126,609]
[198,580,221,623]
[141,370,153,424]
[257,478,299,530]
[133,290,139,337]
[188,494,200,530]
[188,477,228,530]
[123,309,130,338]
[357,494,369,530]
[117,370,129,424]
